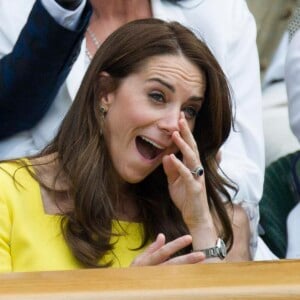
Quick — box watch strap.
[201,246,220,258]
[194,238,226,259]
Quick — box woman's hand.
[130,233,205,266]
[162,113,212,229]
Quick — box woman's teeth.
[140,136,164,150]
[136,136,165,160]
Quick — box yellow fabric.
[0,160,146,273]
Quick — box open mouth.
[136,136,165,160]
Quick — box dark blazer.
[0,0,91,139]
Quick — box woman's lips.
[135,136,165,160]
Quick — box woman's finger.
[132,234,193,266]
[162,154,180,184]
[131,233,166,266]
[172,131,200,170]
[162,251,205,265]
[169,153,202,187]
[146,234,192,265]
[142,233,166,256]
[178,112,199,155]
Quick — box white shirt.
[41,0,86,31]
[263,32,289,89]
[286,202,300,258]
[286,29,300,141]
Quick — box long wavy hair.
[22,19,235,267]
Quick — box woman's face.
[102,54,206,183]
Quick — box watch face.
[217,238,227,258]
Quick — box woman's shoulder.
[0,158,31,179]
[0,158,35,197]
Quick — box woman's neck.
[87,0,152,44]
[30,154,73,215]
[114,182,141,222]
[90,0,152,22]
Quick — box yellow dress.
[0,160,146,273]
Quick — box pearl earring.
[100,106,107,115]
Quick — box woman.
[0,19,250,272]
[0,1,263,258]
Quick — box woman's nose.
[157,109,180,135]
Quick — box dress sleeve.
[0,185,12,272]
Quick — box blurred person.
[246,0,300,166]
[0,0,91,139]
[285,6,300,259]
[251,4,300,260]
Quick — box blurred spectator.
[285,6,300,259]
[249,3,300,259]
[0,0,91,139]
[246,0,300,166]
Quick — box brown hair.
[32,19,234,267]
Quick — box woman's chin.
[120,169,153,184]
[123,174,147,184]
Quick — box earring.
[99,106,107,137]
[100,106,107,115]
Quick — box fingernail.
[174,131,180,138]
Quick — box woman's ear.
[98,71,116,109]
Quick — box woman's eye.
[183,106,198,120]
[149,92,165,103]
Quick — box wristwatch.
[196,238,227,260]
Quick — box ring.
[191,166,204,177]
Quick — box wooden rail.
[1,259,300,299]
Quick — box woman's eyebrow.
[189,96,204,103]
[147,77,204,102]
[146,77,175,92]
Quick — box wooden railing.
[1,259,300,299]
